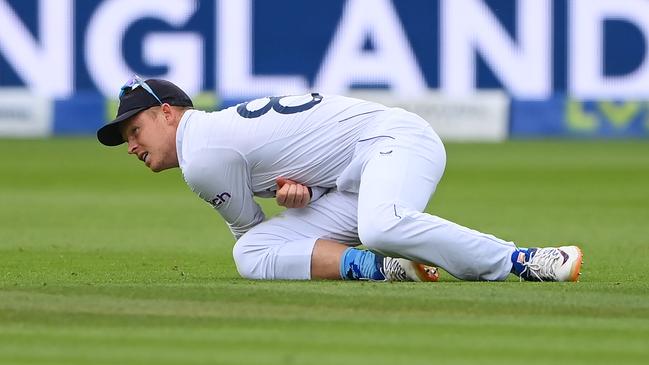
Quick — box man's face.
[120,106,179,172]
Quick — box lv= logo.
[566,100,649,132]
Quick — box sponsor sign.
[511,96,649,138]
[0,88,51,137]
[349,90,509,141]
[0,0,648,100]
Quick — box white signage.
[0,89,52,137]
[348,90,509,142]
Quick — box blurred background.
[1,0,648,140]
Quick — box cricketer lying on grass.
[97,76,583,282]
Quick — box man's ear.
[161,103,174,125]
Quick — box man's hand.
[276,177,311,208]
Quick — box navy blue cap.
[97,79,193,146]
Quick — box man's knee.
[232,238,266,280]
[357,203,404,250]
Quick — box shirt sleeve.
[182,147,265,240]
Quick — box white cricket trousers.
[233,109,517,281]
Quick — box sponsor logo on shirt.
[208,192,231,208]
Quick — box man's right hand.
[276,177,311,208]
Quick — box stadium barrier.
[346,90,509,142]
[0,89,220,138]
[511,96,649,138]
[0,89,51,137]
[1,88,648,140]
[53,92,106,135]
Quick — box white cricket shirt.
[176,93,388,239]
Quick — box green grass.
[1,138,648,365]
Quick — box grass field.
[1,138,648,365]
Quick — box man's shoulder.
[177,109,232,165]
[182,146,245,177]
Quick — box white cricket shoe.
[382,258,439,282]
[520,246,583,282]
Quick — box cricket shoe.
[518,246,583,282]
[382,257,439,282]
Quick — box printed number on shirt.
[236,93,323,119]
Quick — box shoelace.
[381,258,409,281]
[521,248,561,281]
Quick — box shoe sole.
[413,263,440,282]
[568,246,583,282]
